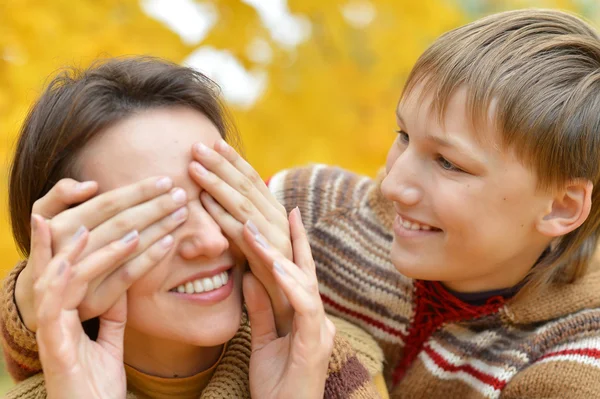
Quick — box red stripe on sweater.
[320,293,405,338]
[423,344,507,390]
[540,348,600,361]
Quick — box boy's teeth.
[399,216,434,231]
[173,271,230,294]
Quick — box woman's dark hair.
[9,56,240,256]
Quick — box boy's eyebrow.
[425,134,487,165]
[396,112,406,126]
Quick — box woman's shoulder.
[4,373,46,399]
[3,373,138,399]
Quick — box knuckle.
[119,266,136,286]
[304,302,320,319]
[238,197,254,217]
[112,216,133,233]
[96,196,120,216]
[55,179,75,198]
[237,177,253,198]
[306,279,319,294]
[33,280,45,297]
[140,178,162,199]
[247,169,263,186]
[31,199,43,214]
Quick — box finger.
[243,273,278,351]
[111,205,186,263]
[200,192,245,239]
[201,192,291,263]
[90,234,173,311]
[288,207,316,274]
[243,221,308,288]
[213,139,287,215]
[244,223,327,339]
[83,188,187,258]
[96,293,127,360]
[67,230,140,292]
[36,258,72,364]
[33,227,89,310]
[190,142,286,226]
[32,178,98,219]
[51,176,174,237]
[29,214,53,281]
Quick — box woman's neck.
[123,326,224,378]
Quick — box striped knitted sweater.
[266,165,600,399]
[0,262,387,398]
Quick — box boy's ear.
[537,179,593,237]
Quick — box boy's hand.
[16,176,182,331]
[189,139,294,335]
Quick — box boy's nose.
[381,156,424,206]
[177,200,230,260]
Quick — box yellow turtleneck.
[124,344,226,399]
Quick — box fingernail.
[121,230,139,244]
[273,261,285,276]
[156,177,173,190]
[294,206,301,218]
[246,220,259,235]
[171,188,187,205]
[76,181,96,191]
[31,215,38,232]
[57,260,68,276]
[255,234,269,250]
[72,225,87,241]
[160,235,174,248]
[192,161,208,177]
[171,207,188,222]
[194,142,210,156]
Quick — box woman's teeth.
[174,272,229,294]
[399,215,433,231]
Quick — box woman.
[8,8,600,399]
[1,57,386,398]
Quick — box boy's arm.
[500,350,600,399]
[1,261,42,382]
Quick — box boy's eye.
[437,156,463,172]
[396,129,409,144]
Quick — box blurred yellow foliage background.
[0,0,598,387]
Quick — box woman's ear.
[536,179,593,237]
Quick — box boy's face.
[381,85,555,292]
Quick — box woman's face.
[76,106,245,348]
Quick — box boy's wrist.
[15,264,37,332]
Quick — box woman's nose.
[177,200,230,260]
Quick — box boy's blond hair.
[402,9,600,293]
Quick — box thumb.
[96,293,127,359]
[243,273,278,352]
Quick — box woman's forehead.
[76,107,220,189]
